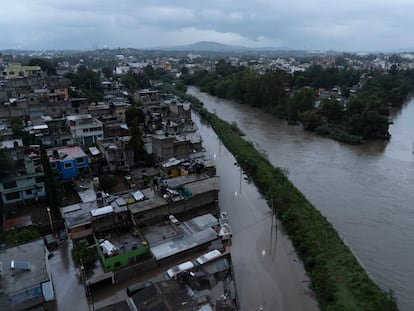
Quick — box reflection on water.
[188,86,414,311]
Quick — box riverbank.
[163,84,398,311]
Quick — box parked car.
[164,261,194,280]
[195,249,222,265]
[169,214,180,226]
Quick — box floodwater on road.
[188,86,414,311]
[194,114,319,311]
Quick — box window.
[5,192,20,200]
[35,176,45,183]
[26,189,32,195]
[51,162,57,168]
[3,181,17,189]
[64,162,73,169]
[76,157,84,164]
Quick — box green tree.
[215,59,236,77]
[125,106,145,125]
[101,67,114,79]
[65,68,103,102]
[341,85,350,97]
[144,65,155,80]
[290,87,315,113]
[10,117,25,139]
[128,119,146,164]
[319,98,343,122]
[180,65,189,75]
[28,57,57,75]
[154,67,168,80]
[72,240,96,269]
[174,81,187,93]
[40,145,62,213]
[301,110,322,131]
[121,73,137,92]
[0,149,12,169]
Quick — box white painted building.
[66,114,103,146]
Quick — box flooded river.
[188,86,414,311]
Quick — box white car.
[164,261,194,280]
[195,249,222,265]
[169,214,180,225]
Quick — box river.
[188,86,414,311]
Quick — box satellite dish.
[183,103,190,111]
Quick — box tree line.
[185,60,414,143]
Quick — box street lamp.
[46,207,54,233]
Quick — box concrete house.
[0,239,55,310]
[3,63,42,79]
[151,132,191,162]
[96,137,133,172]
[43,116,72,147]
[0,139,46,208]
[46,146,89,180]
[66,114,103,146]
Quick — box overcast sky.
[1,0,413,52]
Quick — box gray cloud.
[1,0,414,51]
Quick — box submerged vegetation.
[165,83,398,311]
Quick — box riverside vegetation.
[183,60,414,144]
[163,83,398,311]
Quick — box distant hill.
[152,41,290,52]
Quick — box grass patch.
[0,227,41,247]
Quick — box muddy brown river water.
[188,86,414,311]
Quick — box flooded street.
[188,86,414,311]
[50,104,321,311]
[194,116,319,310]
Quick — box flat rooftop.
[61,200,128,228]
[47,145,87,160]
[76,179,97,203]
[146,214,220,261]
[128,176,219,215]
[128,254,237,311]
[0,239,49,294]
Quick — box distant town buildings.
[1,48,413,310]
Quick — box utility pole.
[46,206,54,234]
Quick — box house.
[0,239,55,310]
[46,146,89,180]
[94,233,150,272]
[150,132,191,162]
[66,114,103,146]
[96,137,133,172]
[165,99,192,123]
[0,139,46,208]
[3,63,42,79]
[43,116,72,146]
